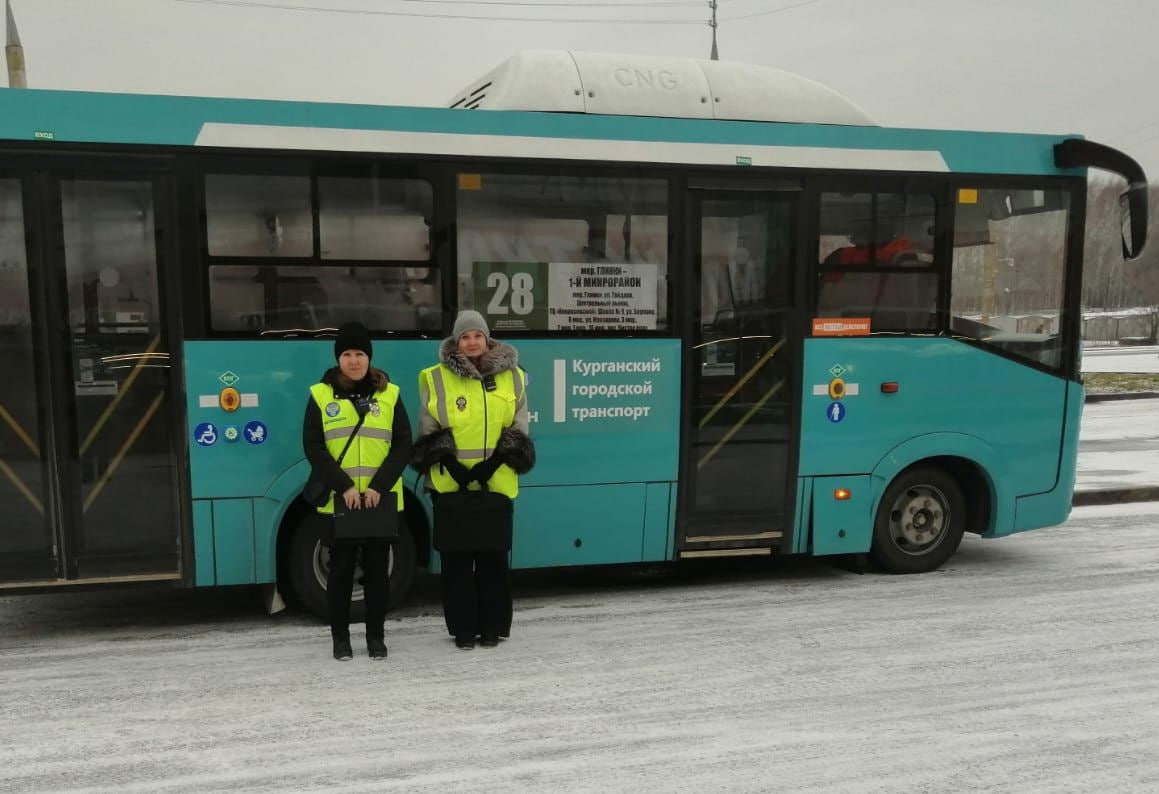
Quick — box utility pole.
[5,0,26,88]
[708,0,719,60]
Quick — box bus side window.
[455,172,669,332]
[204,170,438,336]
[950,187,1070,370]
[816,191,938,333]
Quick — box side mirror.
[1120,193,1134,259]
[1120,183,1148,260]
[1054,139,1148,261]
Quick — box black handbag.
[332,501,399,540]
[432,485,514,552]
[301,409,366,508]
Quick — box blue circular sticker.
[826,402,846,423]
[194,422,218,446]
[243,421,268,445]
[223,425,240,443]
[325,402,341,417]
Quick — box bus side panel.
[492,339,681,569]
[185,339,681,574]
[185,341,441,502]
[185,341,439,586]
[1012,379,1083,533]
[212,498,256,586]
[253,496,289,584]
[513,484,646,568]
[192,500,216,587]
[798,338,1068,540]
[793,476,813,555]
[641,482,673,562]
[811,475,872,555]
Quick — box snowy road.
[1077,398,1159,492]
[1082,345,1159,373]
[3,502,1159,793]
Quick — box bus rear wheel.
[870,466,965,573]
[285,513,417,622]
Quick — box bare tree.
[1082,177,1159,340]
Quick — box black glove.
[439,456,472,489]
[468,454,505,486]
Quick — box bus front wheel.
[870,466,965,573]
[285,513,417,622]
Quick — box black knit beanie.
[334,322,372,361]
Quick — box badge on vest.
[325,402,341,417]
[369,401,381,417]
[456,396,467,411]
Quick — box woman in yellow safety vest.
[412,310,535,650]
[302,322,412,661]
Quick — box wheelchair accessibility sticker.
[194,422,218,446]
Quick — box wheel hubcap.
[888,485,949,556]
[312,542,395,600]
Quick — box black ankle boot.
[367,636,387,660]
[333,636,353,661]
[455,635,475,650]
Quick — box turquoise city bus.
[0,52,1147,618]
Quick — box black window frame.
[809,174,951,336]
[450,161,675,339]
[197,155,439,338]
[944,174,1085,380]
[804,171,1085,381]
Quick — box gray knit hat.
[452,310,490,341]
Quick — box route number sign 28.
[474,262,548,331]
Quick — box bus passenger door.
[679,188,799,554]
[0,173,57,582]
[0,163,183,586]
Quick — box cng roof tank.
[448,50,876,126]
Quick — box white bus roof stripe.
[195,123,949,172]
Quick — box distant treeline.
[1084,178,1159,316]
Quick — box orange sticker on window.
[458,173,483,191]
[812,318,871,337]
[958,188,979,204]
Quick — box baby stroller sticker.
[243,421,268,445]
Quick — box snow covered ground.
[1082,345,1159,374]
[2,502,1159,793]
[1077,398,1159,492]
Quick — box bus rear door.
[0,158,185,587]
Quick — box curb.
[1084,391,1159,403]
[1072,486,1159,507]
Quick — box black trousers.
[328,538,391,640]
[440,550,512,640]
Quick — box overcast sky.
[6,0,1159,180]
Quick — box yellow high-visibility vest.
[419,364,525,499]
[309,382,403,514]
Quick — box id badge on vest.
[353,396,381,418]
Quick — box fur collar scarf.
[439,338,519,380]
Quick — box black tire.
[285,512,417,622]
[870,466,965,574]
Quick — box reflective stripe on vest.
[419,363,524,499]
[309,381,403,514]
